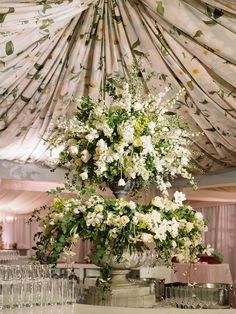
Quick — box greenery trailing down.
[30,185,212,287]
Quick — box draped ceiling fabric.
[0,0,236,173]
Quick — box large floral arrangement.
[49,66,194,196]
[31,186,211,274]
[32,65,212,291]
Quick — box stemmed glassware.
[0,264,79,309]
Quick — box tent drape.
[0,0,236,172]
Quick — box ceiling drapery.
[0,0,236,172]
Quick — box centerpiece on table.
[31,64,212,307]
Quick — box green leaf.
[200,100,208,104]
[156,1,164,16]
[160,73,168,82]
[34,63,43,71]
[195,108,201,115]
[11,87,18,99]
[113,15,122,23]
[42,4,52,14]
[5,41,14,56]
[0,7,14,23]
[187,81,194,91]
[131,38,140,49]
[213,8,224,19]
[133,50,146,58]
[21,95,31,103]
[205,127,216,132]
[203,20,217,26]
[193,30,203,38]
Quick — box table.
[172,263,233,284]
[1,304,236,314]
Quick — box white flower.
[119,215,130,225]
[148,121,156,134]
[109,228,118,239]
[128,201,136,210]
[62,250,76,258]
[133,102,142,111]
[118,122,134,143]
[68,145,78,155]
[185,222,194,233]
[95,204,104,212]
[204,244,214,256]
[195,212,203,221]
[173,191,186,205]
[95,162,107,175]
[96,139,108,155]
[80,172,88,180]
[151,196,164,208]
[140,135,154,154]
[172,240,177,248]
[141,233,154,243]
[85,129,99,142]
[118,178,126,186]
[81,149,91,163]
[94,104,104,116]
[71,234,79,242]
[150,210,162,223]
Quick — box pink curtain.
[196,204,236,284]
[2,217,39,256]
[2,216,92,263]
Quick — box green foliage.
[212,249,224,262]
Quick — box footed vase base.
[85,284,156,308]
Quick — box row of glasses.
[165,285,223,309]
[0,264,81,309]
[0,250,19,264]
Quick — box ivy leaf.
[0,7,14,23]
[203,20,217,26]
[160,73,168,82]
[5,41,14,56]
[187,81,194,90]
[200,99,208,104]
[195,108,201,115]
[156,1,164,16]
[193,30,203,38]
[213,8,224,19]
[113,15,122,23]
[131,38,140,49]
[21,95,31,103]
[205,127,216,132]
[133,50,146,58]
[34,63,43,71]
[42,4,52,14]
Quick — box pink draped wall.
[197,204,236,284]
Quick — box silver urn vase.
[108,180,134,199]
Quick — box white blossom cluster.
[49,75,194,195]
[37,190,211,264]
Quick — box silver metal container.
[140,278,165,302]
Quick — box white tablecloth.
[1,304,236,314]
